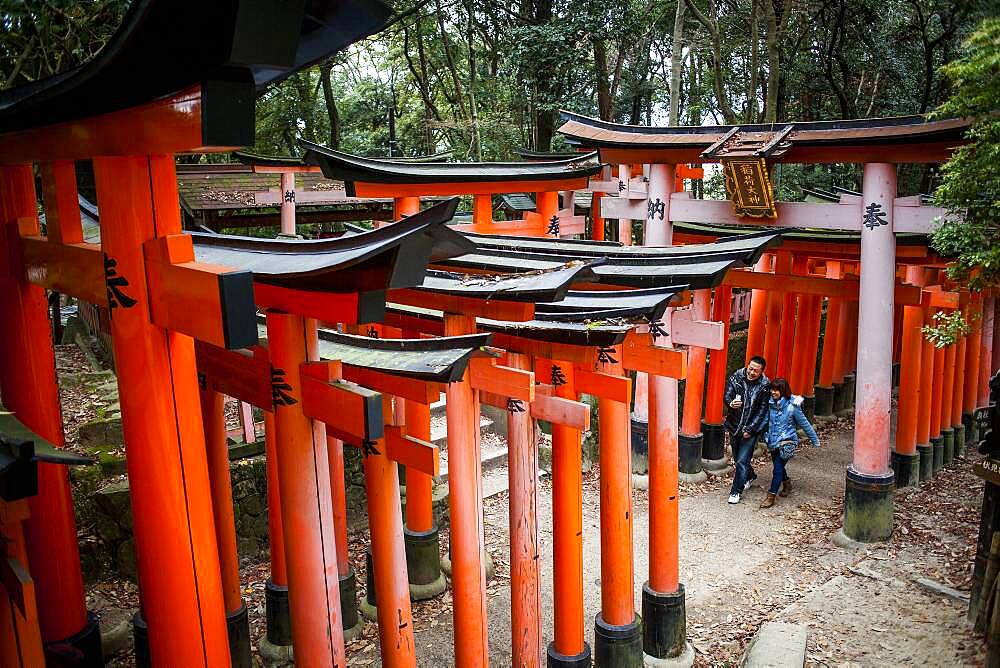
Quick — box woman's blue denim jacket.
[765,395,820,458]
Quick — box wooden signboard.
[974,458,1000,486]
[722,158,777,219]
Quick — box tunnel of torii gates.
[0,7,996,668]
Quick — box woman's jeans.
[768,448,791,494]
[729,433,757,495]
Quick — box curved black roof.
[414,264,595,303]
[301,140,602,194]
[0,0,393,135]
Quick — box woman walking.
[760,378,820,509]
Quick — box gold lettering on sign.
[722,158,777,219]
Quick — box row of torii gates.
[0,4,996,668]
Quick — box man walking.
[723,355,770,504]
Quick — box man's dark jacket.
[723,367,770,436]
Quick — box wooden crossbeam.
[469,357,534,402]
[194,341,273,410]
[20,237,104,304]
[384,426,438,477]
[483,332,599,366]
[387,289,534,321]
[622,332,688,378]
[299,362,383,443]
[573,368,631,403]
[923,285,966,309]
[340,365,442,405]
[669,307,725,349]
[351,179,590,198]
[722,268,922,305]
[254,284,386,324]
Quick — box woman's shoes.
[779,479,791,497]
[759,492,776,509]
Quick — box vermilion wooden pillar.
[0,163,100,660]
[679,290,709,481]
[199,389,252,666]
[260,405,293,652]
[643,372,691,663]
[0,500,45,667]
[265,313,346,666]
[775,289,798,380]
[929,343,946,473]
[702,286,733,467]
[963,299,983,444]
[591,191,606,241]
[94,155,230,664]
[366,395,417,667]
[892,265,925,486]
[916,302,936,480]
[979,296,996,408]
[762,254,791,368]
[280,172,296,235]
[542,359,590,666]
[506,352,542,668]
[395,195,421,221]
[617,165,633,246]
[536,191,559,238]
[840,162,896,544]
[327,433,363,640]
[941,341,958,466]
[594,347,640,663]
[443,314,490,666]
[789,294,822,417]
[744,254,770,364]
[953,326,969,456]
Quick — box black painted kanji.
[283,189,295,203]
[551,364,567,387]
[598,346,618,365]
[647,316,668,340]
[368,326,379,338]
[862,202,889,230]
[618,180,626,193]
[547,215,560,236]
[271,368,297,406]
[647,197,665,221]
[103,253,137,314]
[507,398,526,413]
[361,439,381,458]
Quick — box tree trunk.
[320,62,339,149]
[669,0,686,125]
[594,38,614,121]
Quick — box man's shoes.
[728,493,741,504]
[760,493,776,509]
[779,479,791,497]
[743,474,757,492]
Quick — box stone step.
[430,414,493,448]
[436,440,507,484]
[741,621,806,668]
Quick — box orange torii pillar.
[537,359,591,666]
[617,165,634,246]
[774,258,801,380]
[790,293,823,419]
[916,297,936,481]
[94,156,231,663]
[537,191,560,238]
[591,190,606,241]
[994,298,1000,375]
[953,319,969,457]
[838,163,896,544]
[744,254,771,365]
[679,290,710,482]
[813,264,844,417]
[643,370,694,665]
[962,299,984,447]
[831,296,854,414]
[505,352,542,667]
[587,350,641,664]
[260,407,295,656]
[443,314,491,666]
[978,295,996,409]
[762,254,791,369]
[702,286,733,469]
[941,335,958,466]
[395,195,422,222]
[930,341,946,473]
[891,265,925,487]
[841,288,860,410]
[265,313,347,666]
[0,163,102,661]
[199,389,253,666]
[280,172,296,234]
[327,433,364,640]
[0,496,45,667]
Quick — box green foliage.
[922,309,973,347]
[930,17,1000,291]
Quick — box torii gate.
[559,110,976,547]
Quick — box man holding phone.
[723,356,770,504]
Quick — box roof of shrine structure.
[557,112,971,164]
[0,0,394,137]
[300,141,603,196]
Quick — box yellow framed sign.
[722,158,777,218]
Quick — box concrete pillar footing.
[841,466,894,543]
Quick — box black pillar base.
[963,412,976,446]
[227,603,252,668]
[931,436,944,473]
[891,451,920,488]
[700,421,725,462]
[265,579,293,647]
[803,395,816,422]
[955,423,967,458]
[839,374,856,414]
[405,526,446,600]
[917,444,934,481]
[678,433,703,475]
[44,610,103,667]
[942,428,955,465]
[132,612,150,668]
[814,385,835,417]
[546,641,592,667]
[892,362,901,388]
[842,466,894,543]
[340,567,361,633]
[594,613,642,668]
[832,383,845,413]
[641,582,687,660]
[631,416,649,475]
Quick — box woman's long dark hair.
[770,377,792,399]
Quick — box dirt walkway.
[339,414,985,667]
